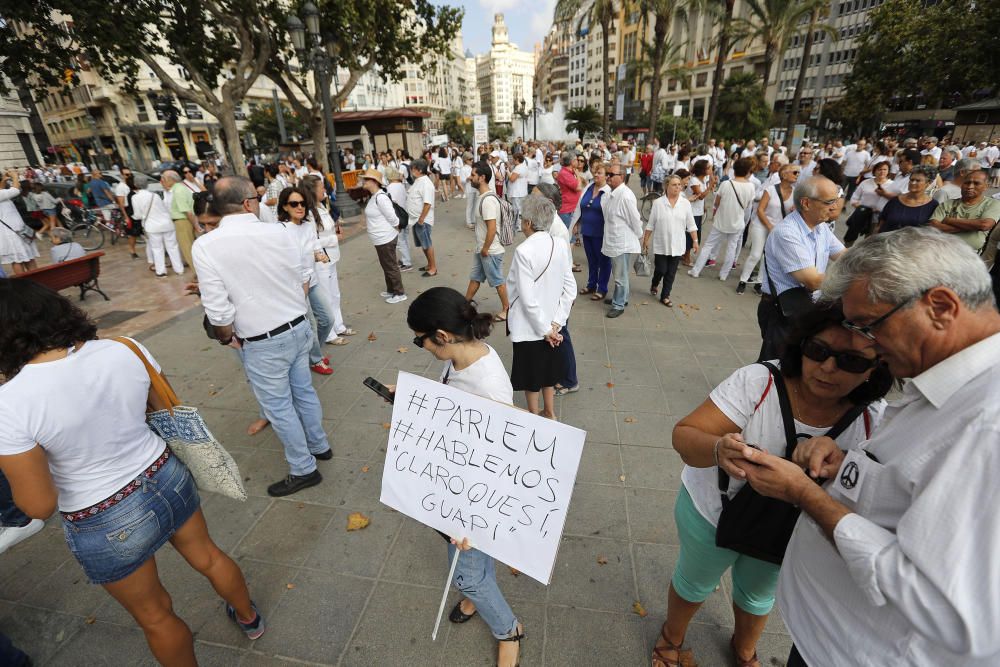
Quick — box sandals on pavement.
[497,624,525,667]
[341,328,357,336]
[327,338,349,346]
[449,599,477,624]
[580,287,596,295]
[493,311,508,323]
[729,637,761,667]
[590,292,605,301]
[661,297,673,307]
[651,624,697,667]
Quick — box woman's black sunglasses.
[801,339,878,374]
[286,200,305,208]
[413,333,431,348]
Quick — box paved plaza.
[0,185,795,666]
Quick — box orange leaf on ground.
[361,465,370,473]
[633,601,648,617]
[397,347,408,353]
[597,555,609,565]
[347,512,370,531]
[286,583,296,590]
[619,474,627,482]
[367,332,377,341]
[509,567,520,576]
[382,422,391,430]
[624,416,636,423]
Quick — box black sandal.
[449,600,477,624]
[497,626,525,667]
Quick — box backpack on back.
[478,192,518,246]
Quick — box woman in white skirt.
[302,175,355,345]
[0,170,39,274]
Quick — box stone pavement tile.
[647,341,698,365]
[558,408,618,445]
[604,327,649,346]
[575,442,624,486]
[235,501,336,567]
[0,604,86,664]
[239,652,312,666]
[226,446,299,499]
[441,596,543,666]
[0,521,71,602]
[563,482,628,541]
[572,359,614,388]
[284,457,372,508]
[199,494,274,552]
[328,420,395,462]
[553,384,614,420]
[547,536,635,613]
[345,391,397,426]
[621,446,684,491]
[662,385,713,416]
[379,520,448,587]
[616,412,678,448]
[608,342,654,367]
[491,561,549,603]
[303,507,403,579]
[626,488,680,546]
[603,307,645,329]
[543,606,647,666]
[693,345,744,369]
[611,385,670,414]
[254,570,374,664]
[632,542,734,626]
[341,459,387,511]
[656,363,711,395]
[198,407,284,453]
[45,620,158,666]
[318,386,365,421]
[19,557,106,618]
[568,326,609,363]
[702,365,741,389]
[341,581,448,666]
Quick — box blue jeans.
[448,544,518,639]
[307,282,335,365]
[582,235,610,293]
[0,470,30,528]
[558,212,576,243]
[242,320,329,476]
[559,324,578,388]
[0,632,29,666]
[609,252,632,310]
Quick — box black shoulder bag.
[714,362,869,564]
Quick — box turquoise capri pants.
[671,485,781,616]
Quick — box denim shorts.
[413,222,433,248]
[470,253,504,287]
[62,451,201,584]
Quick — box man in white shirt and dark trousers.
[736,227,1000,667]
[601,165,643,318]
[465,163,510,318]
[193,177,332,497]
[841,139,871,202]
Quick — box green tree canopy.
[442,111,472,147]
[245,104,310,151]
[565,106,603,137]
[656,114,703,145]
[833,0,999,133]
[712,72,771,141]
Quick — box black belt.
[244,315,306,342]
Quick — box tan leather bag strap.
[113,336,179,414]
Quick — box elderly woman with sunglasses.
[650,303,892,667]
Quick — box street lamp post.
[287,3,360,217]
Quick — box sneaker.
[226,600,266,640]
[386,294,408,304]
[267,470,323,497]
[706,259,716,267]
[380,291,394,298]
[400,265,413,272]
[0,519,44,555]
[310,362,333,376]
[753,283,763,295]
[687,269,699,278]
[736,281,747,295]
[314,448,333,461]
[554,384,579,396]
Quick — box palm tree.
[554,0,618,139]
[733,0,817,95]
[703,0,736,140]
[640,0,696,138]
[565,105,604,136]
[785,2,837,140]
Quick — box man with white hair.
[735,227,1000,667]
[601,163,643,318]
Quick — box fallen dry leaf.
[633,601,648,617]
[382,422,391,430]
[715,305,723,311]
[85,616,96,625]
[397,346,408,353]
[597,555,609,565]
[641,301,649,306]
[624,416,636,423]
[286,583,296,590]
[619,474,627,482]
[347,512,370,531]
[509,567,521,577]
[361,465,370,473]
[603,363,613,368]
[606,382,615,388]
[296,502,305,509]
[367,331,377,341]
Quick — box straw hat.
[362,168,383,185]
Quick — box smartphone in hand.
[363,376,394,403]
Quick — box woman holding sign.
[402,286,525,667]
[649,304,892,667]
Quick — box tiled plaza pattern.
[1,186,795,666]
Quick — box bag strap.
[113,337,180,414]
[824,402,870,440]
[760,362,797,458]
[731,180,747,211]
[0,216,32,243]
[776,184,788,218]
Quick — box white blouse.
[312,205,340,264]
[364,190,399,246]
[850,179,891,213]
[644,195,696,256]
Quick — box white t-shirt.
[439,344,513,405]
[475,192,505,255]
[435,155,453,176]
[713,179,756,234]
[686,176,706,216]
[131,189,174,234]
[509,163,529,198]
[460,164,474,191]
[682,363,885,526]
[526,157,540,185]
[406,175,436,225]
[0,339,168,512]
[842,148,871,177]
[540,167,555,185]
[113,181,130,201]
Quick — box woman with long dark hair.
[0,280,263,664]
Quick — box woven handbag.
[115,337,247,501]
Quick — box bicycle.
[69,206,125,251]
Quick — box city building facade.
[477,14,535,132]
[0,77,43,170]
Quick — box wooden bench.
[12,251,110,301]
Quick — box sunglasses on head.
[801,338,878,374]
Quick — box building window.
[696,72,708,87]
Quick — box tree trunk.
[785,10,818,143]
[602,16,611,140]
[647,17,669,141]
[703,0,735,140]
[217,99,248,177]
[310,108,328,172]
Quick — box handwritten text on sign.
[379,371,586,584]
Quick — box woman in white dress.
[0,169,39,274]
[302,175,355,346]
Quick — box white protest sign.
[380,371,586,584]
[473,114,489,146]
